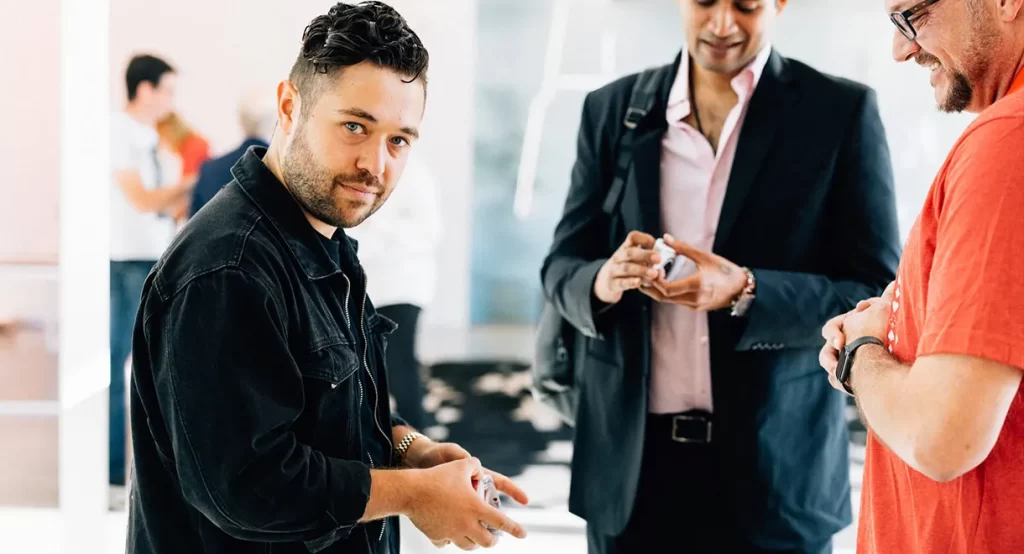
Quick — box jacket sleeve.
[736,88,902,351]
[540,92,615,340]
[145,268,371,550]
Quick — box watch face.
[836,347,852,383]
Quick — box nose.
[892,27,920,62]
[708,3,737,37]
[356,138,388,181]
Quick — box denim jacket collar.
[231,146,359,280]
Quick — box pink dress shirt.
[648,45,773,414]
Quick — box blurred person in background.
[156,111,210,222]
[126,3,527,553]
[109,53,194,492]
[820,1,1024,553]
[541,0,901,552]
[346,151,442,432]
[189,89,277,217]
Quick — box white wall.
[0,0,112,547]
[0,0,60,264]
[108,0,477,331]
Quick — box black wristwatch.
[834,336,885,395]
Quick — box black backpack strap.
[601,65,667,215]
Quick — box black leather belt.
[649,410,713,444]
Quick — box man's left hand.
[405,438,531,507]
[820,282,895,393]
[639,234,748,312]
[840,282,895,345]
[406,440,471,469]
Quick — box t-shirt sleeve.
[919,115,1024,371]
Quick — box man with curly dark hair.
[125,3,529,553]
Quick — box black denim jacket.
[127,147,405,554]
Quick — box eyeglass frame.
[890,0,942,41]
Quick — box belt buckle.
[671,414,712,444]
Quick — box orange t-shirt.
[859,70,1024,553]
[179,135,210,178]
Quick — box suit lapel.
[713,50,796,253]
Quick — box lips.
[341,183,377,194]
[339,182,379,201]
[702,40,743,53]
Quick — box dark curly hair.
[289,1,429,111]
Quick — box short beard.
[939,0,997,112]
[940,71,974,113]
[280,122,382,229]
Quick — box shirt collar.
[230,146,356,281]
[1009,66,1024,95]
[667,43,773,123]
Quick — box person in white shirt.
[109,54,193,487]
[347,152,442,431]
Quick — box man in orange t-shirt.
[819,0,1024,552]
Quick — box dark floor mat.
[424,360,573,478]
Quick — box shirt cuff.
[301,458,371,552]
[391,413,409,429]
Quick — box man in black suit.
[541,1,901,553]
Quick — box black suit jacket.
[540,50,901,547]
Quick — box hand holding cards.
[652,238,697,282]
[475,474,503,534]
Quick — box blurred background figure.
[156,111,209,222]
[189,89,276,218]
[109,53,193,495]
[347,152,442,432]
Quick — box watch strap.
[837,336,885,394]
[395,431,425,463]
[729,267,756,317]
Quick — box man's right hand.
[593,231,662,305]
[405,457,527,550]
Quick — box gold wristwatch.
[395,431,426,464]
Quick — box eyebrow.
[891,0,917,12]
[337,107,420,139]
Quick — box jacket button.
[331,383,338,390]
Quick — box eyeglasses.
[890,0,942,41]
